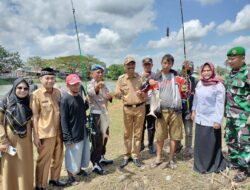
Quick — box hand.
[247,116,250,124]
[106,92,113,100]
[181,84,188,92]
[96,81,104,89]
[136,90,144,97]
[149,79,157,86]
[213,123,221,129]
[0,139,10,152]
[33,134,42,148]
[191,111,195,121]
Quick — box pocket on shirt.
[230,80,245,95]
[41,102,52,112]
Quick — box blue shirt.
[192,81,225,127]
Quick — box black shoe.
[35,187,46,190]
[148,145,156,154]
[120,159,130,168]
[140,143,145,152]
[233,172,248,183]
[76,169,88,176]
[100,157,114,165]
[49,179,66,187]
[133,159,141,167]
[175,144,183,154]
[92,164,104,175]
[67,176,79,186]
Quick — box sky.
[1,0,250,73]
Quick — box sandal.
[150,160,162,168]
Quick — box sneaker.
[175,144,183,154]
[76,169,88,176]
[140,143,145,152]
[92,163,105,175]
[67,176,79,186]
[232,172,248,183]
[99,156,113,165]
[148,145,156,154]
[166,160,177,169]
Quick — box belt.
[124,102,144,108]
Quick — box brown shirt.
[31,87,61,139]
[115,73,145,105]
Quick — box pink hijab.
[200,62,224,86]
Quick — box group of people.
[0,65,113,190]
[115,46,250,183]
[0,46,249,190]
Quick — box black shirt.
[60,93,86,144]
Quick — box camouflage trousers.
[225,118,250,168]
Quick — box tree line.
[0,45,124,80]
[1,45,249,80]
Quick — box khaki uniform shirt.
[31,87,61,139]
[115,73,145,105]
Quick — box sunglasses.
[17,86,29,91]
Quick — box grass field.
[45,99,250,190]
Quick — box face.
[143,62,153,73]
[67,83,80,95]
[125,62,136,75]
[40,75,56,89]
[92,69,104,82]
[202,65,213,79]
[227,55,245,70]
[16,82,29,98]
[161,58,173,73]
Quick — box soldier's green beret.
[227,46,245,56]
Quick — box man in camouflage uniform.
[225,46,250,182]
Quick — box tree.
[26,56,44,71]
[106,64,125,80]
[0,45,23,72]
[216,66,228,77]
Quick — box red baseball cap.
[66,74,81,85]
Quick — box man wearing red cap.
[60,74,88,185]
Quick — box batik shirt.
[225,63,250,120]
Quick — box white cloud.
[196,0,223,6]
[217,4,250,33]
[147,19,215,49]
[0,0,156,63]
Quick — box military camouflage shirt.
[225,63,250,120]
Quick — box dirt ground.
[43,100,250,190]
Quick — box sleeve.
[30,94,40,117]
[0,111,7,143]
[87,81,97,96]
[60,98,73,144]
[214,83,226,125]
[114,78,122,98]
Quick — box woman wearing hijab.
[0,78,33,190]
[191,63,228,173]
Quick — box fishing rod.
[70,0,87,90]
[179,0,187,61]
[179,0,192,117]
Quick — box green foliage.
[216,65,229,76]
[0,45,23,72]
[26,54,106,79]
[106,64,125,80]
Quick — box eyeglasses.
[16,86,29,91]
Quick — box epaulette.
[118,74,125,79]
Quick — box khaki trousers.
[123,104,145,159]
[35,135,63,187]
